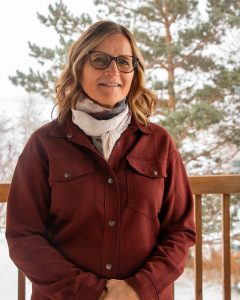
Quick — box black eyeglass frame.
[88,50,139,73]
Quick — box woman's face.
[81,34,135,108]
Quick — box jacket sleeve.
[6,148,106,300]
[125,150,196,299]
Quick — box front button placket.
[101,173,120,277]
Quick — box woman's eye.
[93,56,108,64]
[118,58,130,66]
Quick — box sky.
[0,0,96,117]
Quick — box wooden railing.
[1,175,240,300]
[189,175,240,300]
[0,183,26,300]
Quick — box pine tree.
[9,1,92,99]
[9,0,240,173]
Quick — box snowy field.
[1,231,239,300]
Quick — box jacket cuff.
[75,278,107,300]
[125,272,158,300]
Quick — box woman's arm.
[6,151,106,300]
[125,151,196,299]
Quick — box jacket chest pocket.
[127,157,166,217]
[48,161,95,219]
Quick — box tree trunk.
[163,2,176,110]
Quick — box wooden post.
[194,194,203,300]
[222,194,231,300]
[18,270,25,300]
[0,183,10,202]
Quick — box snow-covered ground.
[1,232,239,299]
[174,268,240,300]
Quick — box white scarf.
[72,100,131,161]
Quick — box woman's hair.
[55,20,157,124]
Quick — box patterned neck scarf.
[76,96,127,120]
[71,96,131,161]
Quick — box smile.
[99,82,122,87]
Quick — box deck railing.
[1,174,240,300]
[189,175,240,300]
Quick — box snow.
[174,268,240,300]
[1,232,239,299]
[0,231,32,299]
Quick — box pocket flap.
[48,161,95,182]
[127,157,167,178]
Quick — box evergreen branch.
[105,0,137,14]
[174,37,213,69]
[169,14,178,25]
[214,148,239,170]
[160,2,178,27]
[185,140,227,165]
[145,59,168,70]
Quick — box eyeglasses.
[88,50,139,73]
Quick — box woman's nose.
[105,60,119,74]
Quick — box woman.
[6,21,196,300]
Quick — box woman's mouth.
[99,82,122,87]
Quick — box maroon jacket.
[6,113,196,300]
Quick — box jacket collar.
[131,113,152,134]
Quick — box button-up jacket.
[6,113,196,300]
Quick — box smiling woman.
[55,20,156,125]
[6,20,196,300]
[81,34,135,108]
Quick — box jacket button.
[67,133,73,139]
[106,264,112,270]
[108,220,115,227]
[64,172,71,178]
[153,170,158,176]
[108,178,114,184]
